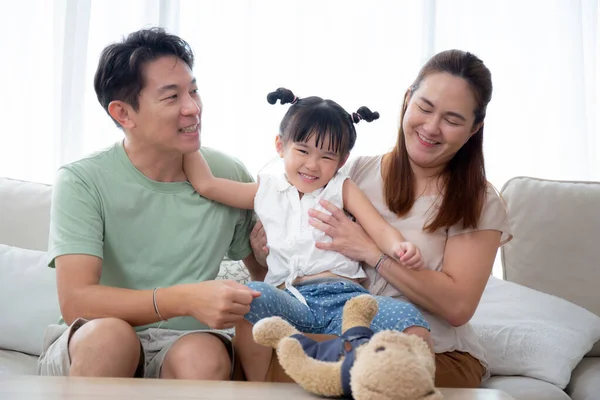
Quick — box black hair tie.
[267,87,298,105]
[351,106,380,123]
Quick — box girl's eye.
[296,149,308,154]
[190,89,199,95]
[323,156,334,161]
[164,94,178,100]
[445,119,460,126]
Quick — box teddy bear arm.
[277,337,344,397]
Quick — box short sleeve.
[48,167,105,267]
[447,184,513,245]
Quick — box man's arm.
[56,254,169,326]
[52,167,258,329]
[56,254,259,329]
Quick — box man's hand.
[394,242,425,270]
[176,280,261,329]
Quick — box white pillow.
[0,244,60,356]
[471,276,600,389]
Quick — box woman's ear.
[275,135,285,157]
[470,122,483,137]
[404,88,412,102]
[108,100,135,129]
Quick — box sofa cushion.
[0,177,52,252]
[0,350,38,376]
[587,341,600,357]
[482,376,570,400]
[471,277,600,389]
[0,245,60,356]
[500,177,600,317]
[566,357,600,400]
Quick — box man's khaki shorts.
[36,318,234,378]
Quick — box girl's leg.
[371,296,434,354]
[235,281,316,381]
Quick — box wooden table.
[0,376,514,399]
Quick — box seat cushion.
[566,357,600,400]
[482,376,570,400]
[0,350,38,376]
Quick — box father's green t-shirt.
[48,141,254,331]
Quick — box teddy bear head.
[351,329,442,400]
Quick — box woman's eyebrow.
[419,96,466,121]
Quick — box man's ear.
[108,100,136,129]
[275,135,285,157]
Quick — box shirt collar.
[273,172,328,197]
[274,173,293,192]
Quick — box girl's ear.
[108,100,135,129]
[275,135,285,157]
[337,153,349,170]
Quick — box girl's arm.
[183,151,258,210]
[342,179,418,265]
[309,199,501,327]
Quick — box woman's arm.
[309,199,500,327]
[342,179,423,268]
[183,151,258,209]
[374,230,500,326]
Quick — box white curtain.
[1,0,597,186]
[0,0,597,276]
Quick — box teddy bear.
[252,294,443,400]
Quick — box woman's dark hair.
[267,87,379,157]
[94,27,195,126]
[384,49,492,231]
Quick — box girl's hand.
[308,200,381,265]
[250,220,269,267]
[395,242,425,270]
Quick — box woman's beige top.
[341,155,512,379]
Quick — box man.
[37,27,265,380]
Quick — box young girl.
[183,88,433,381]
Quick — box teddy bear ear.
[420,389,444,400]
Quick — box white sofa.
[1,175,599,399]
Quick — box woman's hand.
[308,200,382,266]
[250,220,269,267]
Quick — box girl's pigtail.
[351,106,380,124]
[267,87,298,105]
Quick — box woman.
[250,49,512,388]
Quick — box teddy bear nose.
[375,346,386,352]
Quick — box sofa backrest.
[501,176,600,317]
[0,177,52,251]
